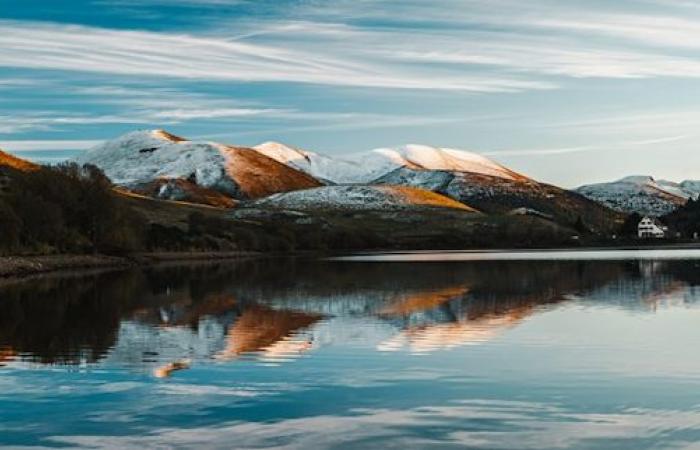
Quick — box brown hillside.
[0,149,38,172]
[222,146,322,199]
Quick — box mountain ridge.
[576,175,700,216]
[68,129,623,232]
[75,130,322,203]
[249,185,478,212]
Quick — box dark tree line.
[664,198,700,238]
[0,163,145,254]
[0,162,620,256]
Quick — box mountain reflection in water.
[5,255,700,449]
[1,257,699,372]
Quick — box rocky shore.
[0,251,259,278]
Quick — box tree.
[619,213,642,237]
[0,199,20,251]
[573,216,588,234]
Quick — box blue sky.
[1,0,700,187]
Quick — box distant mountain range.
[575,176,700,217]
[5,129,699,240]
[69,130,623,232]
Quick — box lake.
[2,252,700,449]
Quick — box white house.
[638,216,667,239]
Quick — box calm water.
[2,253,700,449]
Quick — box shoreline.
[336,242,700,256]
[3,243,700,279]
[0,251,261,279]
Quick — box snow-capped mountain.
[249,185,477,212]
[575,176,700,216]
[253,141,366,184]
[255,142,526,184]
[69,129,623,232]
[75,130,321,202]
[76,131,531,191]
[371,167,621,232]
[680,180,700,196]
[343,144,527,183]
[250,140,622,232]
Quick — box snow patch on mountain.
[248,185,476,212]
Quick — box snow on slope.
[254,141,366,184]
[76,130,321,201]
[680,180,700,197]
[249,185,477,212]
[253,142,527,184]
[575,175,695,216]
[353,145,527,181]
[79,132,524,195]
[76,130,230,186]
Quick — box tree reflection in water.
[1,257,699,372]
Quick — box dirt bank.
[0,251,259,278]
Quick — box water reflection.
[5,256,700,449]
[218,305,321,362]
[1,257,700,372]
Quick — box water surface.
[2,253,700,449]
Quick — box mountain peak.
[254,141,310,159]
[576,175,694,216]
[74,130,321,201]
[151,129,188,143]
[255,141,296,150]
[353,144,527,181]
[618,175,655,185]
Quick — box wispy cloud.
[2,0,700,185]
[0,140,103,151]
[198,114,480,141]
[485,134,692,157]
[4,2,700,96]
[0,20,551,93]
[0,84,297,134]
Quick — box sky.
[1,0,700,187]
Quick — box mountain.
[253,141,365,184]
[0,149,38,194]
[253,143,525,184]
[253,142,619,232]
[344,144,527,183]
[75,130,322,203]
[74,131,620,232]
[374,168,621,232]
[575,176,700,216]
[0,149,38,172]
[249,185,477,212]
[680,180,700,196]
